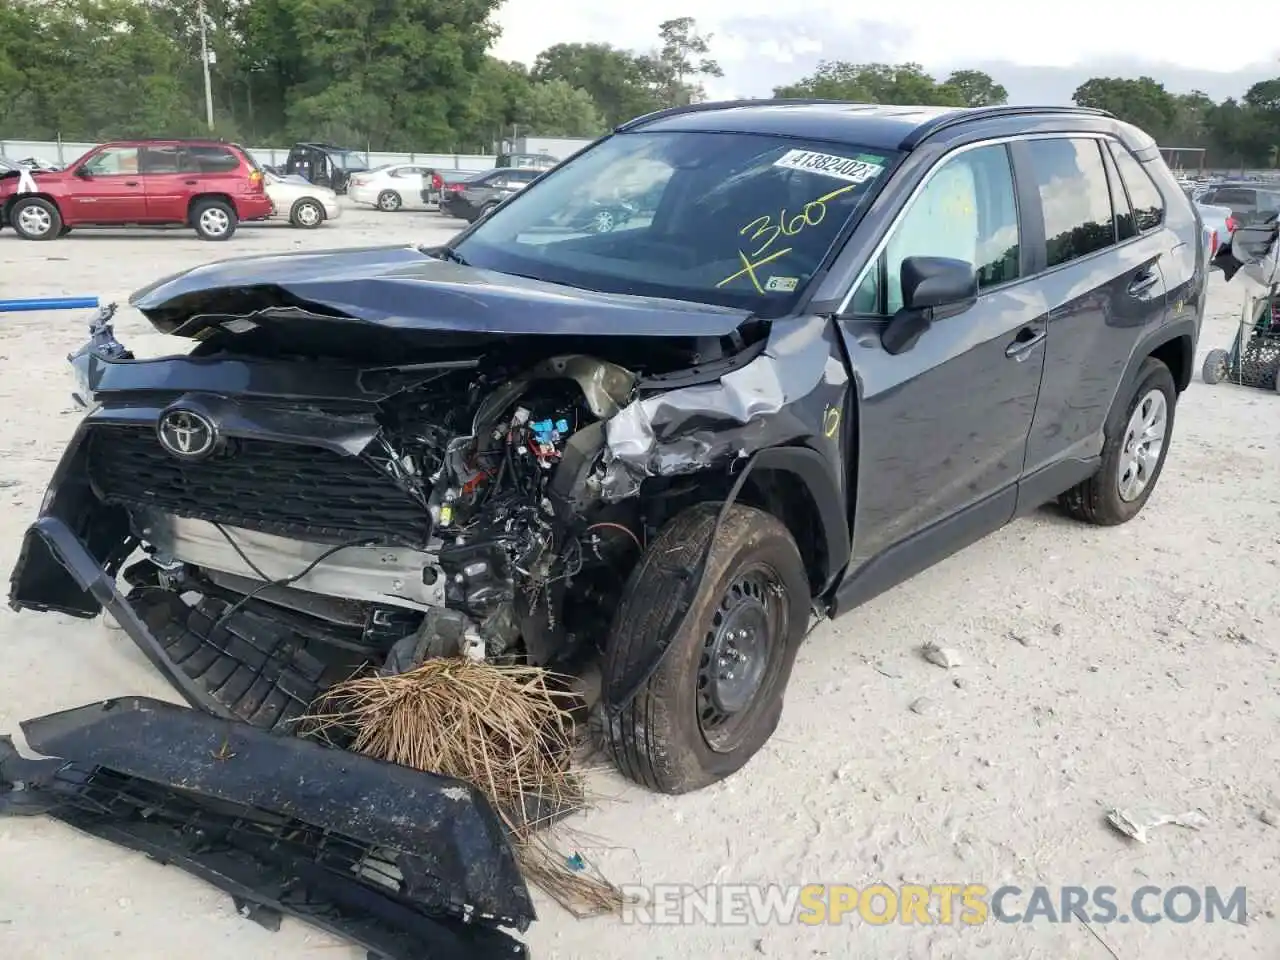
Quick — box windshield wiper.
[435,247,470,266]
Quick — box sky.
[491,0,1280,104]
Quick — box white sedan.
[347,164,436,212]
[265,171,341,229]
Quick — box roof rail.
[615,98,872,133]
[899,105,1113,149]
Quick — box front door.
[64,146,146,223]
[837,141,1047,571]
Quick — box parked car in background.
[283,143,368,194]
[347,164,439,211]
[264,169,340,228]
[18,157,62,171]
[438,168,540,222]
[0,156,20,173]
[1197,181,1280,227]
[495,152,559,170]
[420,169,483,209]
[0,139,273,241]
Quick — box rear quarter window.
[1107,142,1165,232]
[184,146,241,174]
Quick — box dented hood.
[129,244,753,343]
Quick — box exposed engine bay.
[113,351,669,710]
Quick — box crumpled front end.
[0,697,533,959]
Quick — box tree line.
[1,0,1277,168]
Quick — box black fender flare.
[1118,315,1198,402]
[603,444,849,714]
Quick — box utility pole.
[198,0,214,130]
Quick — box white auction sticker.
[773,149,884,184]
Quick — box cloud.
[709,17,911,98]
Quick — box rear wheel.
[10,197,62,240]
[601,504,809,794]
[290,198,324,229]
[1060,357,1176,525]
[192,200,237,241]
[1201,348,1229,385]
[377,190,402,212]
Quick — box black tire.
[477,202,499,221]
[1059,357,1177,526]
[191,199,237,241]
[602,503,809,794]
[289,198,325,229]
[10,197,62,241]
[1201,348,1229,385]
[377,190,402,212]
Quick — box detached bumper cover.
[0,697,534,959]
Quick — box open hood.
[129,245,753,350]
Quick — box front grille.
[87,424,431,544]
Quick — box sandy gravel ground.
[0,204,1277,960]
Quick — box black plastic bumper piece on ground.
[17,516,353,733]
[0,697,534,960]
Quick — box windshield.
[452,130,895,317]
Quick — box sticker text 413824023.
[716,151,884,295]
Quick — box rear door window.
[1107,142,1165,232]
[1024,138,1116,268]
[140,146,182,174]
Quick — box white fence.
[0,139,498,171]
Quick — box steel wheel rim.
[697,564,785,753]
[18,205,52,236]
[379,193,400,211]
[200,208,229,236]
[1118,388,1167,502]
[298,202,321,226]
[592,210,614,232]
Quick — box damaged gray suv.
[10,101,1204,796]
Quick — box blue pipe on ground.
[0,297,100,313]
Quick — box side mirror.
[881,256,977,355]
[75,166,93,179]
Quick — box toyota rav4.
[0,139,274,240]
[10,102,1206,799]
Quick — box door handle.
[1128,270,1159,295]
[184,180,198,185]
[124,181,139,187]
[1005,325,1046,360]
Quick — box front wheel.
[601,504,809,794]
[10,197,62,240]
[1059,357,1176,525]
[192,200,238,241]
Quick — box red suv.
[0,139,274,241]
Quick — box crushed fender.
[0,696,534,959]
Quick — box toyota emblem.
[157,408,217,460]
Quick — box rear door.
[140,144,189,222]
[1020,136,1168,481]
[838,141,1047,568]
[64,146,145,223]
